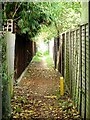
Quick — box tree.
[35,2,81,41]
[3,2,81,41]
[3,2,52,38]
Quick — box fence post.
[80,26,82,116]
[73,30,77,105]
[89,31,90,118]
[84,24,86,119]
[69,31,72,95]
[60,35,62,74]
[64,33,66,81]
[6,32,15,96]
[62,34,65,77]
[54,37,57,69]
[75,29,79,110]
[88,2,90,118]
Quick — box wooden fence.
[54,23,90,119]
[14,34,36,80]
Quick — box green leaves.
[4,2,52,38]
[34,2,81,42]
[4,2,81,40]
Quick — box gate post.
[6,32,15,96]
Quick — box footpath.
[11,54,81,120]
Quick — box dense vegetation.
[35,2,81,41]
[3,2,81,40]
[3,2,52,37]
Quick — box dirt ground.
[11,58,81,120]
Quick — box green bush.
[36,51,43,57]
[43,50,49,56]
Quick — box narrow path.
[11,56,81,119]
[19,59,60,96]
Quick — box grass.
[45,55,54,68]
[32,51,43,62]
[32,55,42,62]
[32,50,54,68]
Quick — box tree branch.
[12,2,22,18]
[13,16,21,21]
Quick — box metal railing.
[54,23,89,119]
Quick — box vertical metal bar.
[76,29,79,111]
[76,30,78,107]
[61,35,63,74]
[88,2,90,119]
[0,3,2,120]
[77,28,80,112]
[58,36,61,73]
[62,34,65,77]
[69,31,72,95]
[54,37,55,68]
[64,33,66,82]
[63,34,65,77]
[72,31,74,98]
[54,37,57,69]
[74,30,77,106]
[80,26,82,116]
[74,30,75,103]
[70,32,73,97]
[84,24,86,120]
[68,32,70,91]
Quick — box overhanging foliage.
[3,2,81,41]
[3,2,52,37]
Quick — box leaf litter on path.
[11,59,81,120]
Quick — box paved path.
[11,57,81,120]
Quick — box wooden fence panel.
[14,34,36,80]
